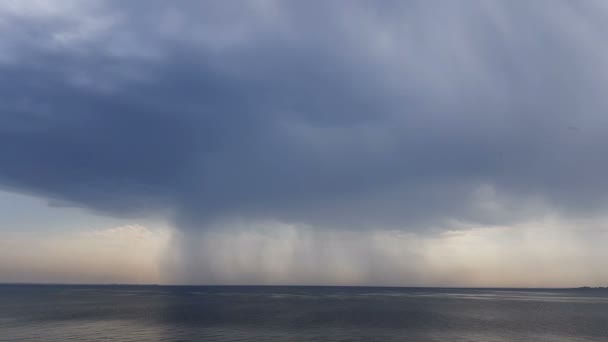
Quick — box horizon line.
[0,282,600,290]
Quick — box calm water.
[1,285,607,341]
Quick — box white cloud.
[91,224,154,240]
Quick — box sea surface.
[1,285,607,341]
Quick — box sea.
[1,285,607,341]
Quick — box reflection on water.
[1,285,607,341]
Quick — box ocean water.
[1,285,607,341]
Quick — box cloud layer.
[2,1,608,232]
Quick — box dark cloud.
[1,1,608,231]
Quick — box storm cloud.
[2,0,608,232]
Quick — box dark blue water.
[1,285,607,341]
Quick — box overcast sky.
[1,0,608,286]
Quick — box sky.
[1,0,608,287]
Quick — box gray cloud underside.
[1,0,608,231]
